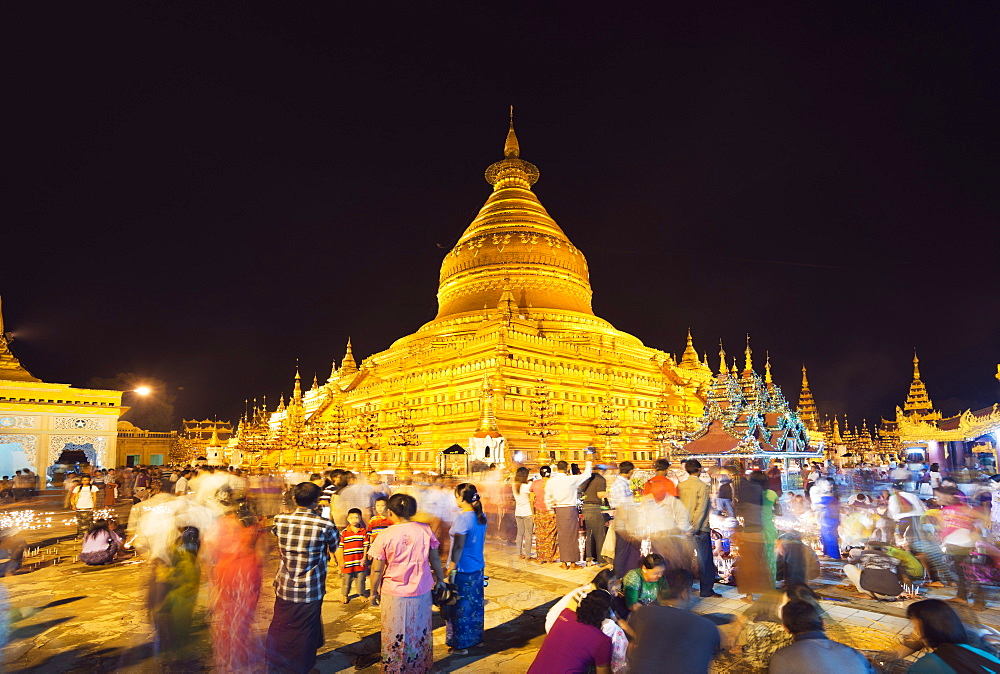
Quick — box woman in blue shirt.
[446,482,488,655]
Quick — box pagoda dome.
[433,115,595,321]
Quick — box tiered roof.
[903,352,936,414]
[679,341,821,459]
[797,365,819,431]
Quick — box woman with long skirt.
[530,466,559,563]
[209,510,264,672]
[446,483,488,655]
[750,471,779,584]
[369,493,447,673]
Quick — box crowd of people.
[6,453,1000,672]
[520,456,1000,673]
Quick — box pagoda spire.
[327,358,338,384]
[341,338,358,375]
[292,362,302,403]
[311,373,319,390]
[679,328,700,368]
[903,350,935,414]
[718,341,727,376]
[797,364,819,431]
[504,105,519,158]
[764,352,773,385]
[743,334,753,373]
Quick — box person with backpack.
[71,475,101,539]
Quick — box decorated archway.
[54,443,97,467]
[48,435,108,469]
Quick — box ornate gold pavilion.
[252,117,715,471]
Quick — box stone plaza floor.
[2,494,999,672]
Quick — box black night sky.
[5,4,1000,429]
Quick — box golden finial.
[292,360,302,401]
[504,105,520,158]
[912,350,921,380]
[718,340,727,375]
[801,363,809,387]
[764,351,772,384]
[744,334,753,372]
[341,338,358,372]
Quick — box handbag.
[432,581,459,607]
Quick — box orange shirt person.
[642,459,678,501]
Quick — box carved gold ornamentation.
[49,435,109,467]
[53,416,105,431]
[0,416,36,429]
[0,434,37,464]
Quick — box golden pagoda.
[262,114,714,471]
[902,352,938,416]
[796,365,819,431]
[876,352,944,461]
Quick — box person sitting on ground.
[769,599,874,673]
[79,518,125,566]
[545,568,623,632]
[787,492,807,517]
[626,568,722,674]
[622,553,668,614]
[544,568,628,672]
[894,598,1000,673]
[843,540,905,600]
[528,590,613,674]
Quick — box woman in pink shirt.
[369,492,447,673]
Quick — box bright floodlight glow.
[133,386,152,396]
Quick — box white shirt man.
[544,460,593,509]
[545,460,592,566]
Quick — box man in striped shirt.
[265,482,339,673]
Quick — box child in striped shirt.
[367,497,394,548]
[337,508,369,603]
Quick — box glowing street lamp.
[133,386,152,396]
